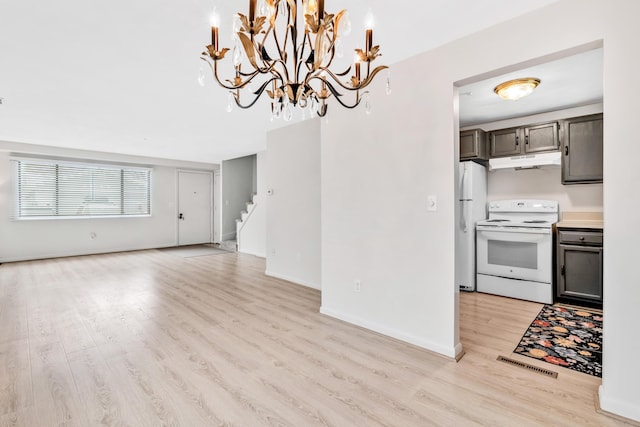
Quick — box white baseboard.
[265,270,320,290]
[319,305,458,359]
[0,242,177,263]
[238,249,266,258]
[454,342,464,360]
[598,385,640,423]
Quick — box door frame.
[213,170,221,243]
[176,169,214,246]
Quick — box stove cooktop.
[478,199,559,229]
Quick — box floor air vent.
[496,355,558,378]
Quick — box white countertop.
[556,212,603,230]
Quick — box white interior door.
[178,171,212,245]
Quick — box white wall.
[478,104,604,214]
[266,119,321,290]
[598,1,640,421]
[221,154,256,241]
[321,57,460,357]
[488,167,603,213]
[320,0,640,421]
[0,141,218,262]
[237,151,266,258]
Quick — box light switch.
[427,195,437,211]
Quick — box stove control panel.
[488,199,558,213]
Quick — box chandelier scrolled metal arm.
[201,0,388,119]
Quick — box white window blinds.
[13,159,151,219]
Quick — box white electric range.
[475,199,558,304]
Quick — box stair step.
[220,240,237,252]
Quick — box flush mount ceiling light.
[494,78,541,101]
[201,0,389,120]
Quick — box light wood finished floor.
[0,249,628,426]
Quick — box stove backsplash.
[487,166,602,215]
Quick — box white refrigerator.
[456,161,487,291]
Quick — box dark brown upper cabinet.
[460,129,488,161]
[489,121,560,158]
[561,113,603,184]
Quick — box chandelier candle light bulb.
[304,0,317,15]
[249,0,256,23]
[364,9,374,55]
[211,11,220,51]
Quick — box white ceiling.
[458,47,603,127]
[0,0,562,163]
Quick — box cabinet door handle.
[565,146,569,155]
[561,265,565,276]
[525,135,529,145]
[516,135,519,146]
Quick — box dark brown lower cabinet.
[556,228,603,309]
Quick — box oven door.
[476,225,552,283]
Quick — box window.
[13,158,151,219]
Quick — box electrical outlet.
[354,280,362,292]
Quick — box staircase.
[219,239,238,252]
[219,193,257,253]
[236,193,257,239]
[236,192,265,257]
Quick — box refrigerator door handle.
[460,163,468,199]
[461,200,468,233]
[459,164,469,232]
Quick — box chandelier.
[201,0,389,120]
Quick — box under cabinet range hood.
[489,151,561,171]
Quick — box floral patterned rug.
[514,305,603,377]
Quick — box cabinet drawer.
[558,230,603,245]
